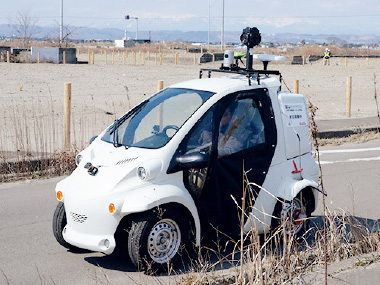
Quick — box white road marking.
[319,147,380,155]
[320,156,380,165]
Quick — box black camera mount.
[240,27,261,70]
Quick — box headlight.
[137,167,147,180]
[136,159,163,181]
[75,154,83,166]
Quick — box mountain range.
[1,24,379,45]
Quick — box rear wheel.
[52,202,73,248]
[127,207,189,271]
[272,193,311,237]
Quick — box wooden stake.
[366,57,369,66]
[64,83,72,151]
[142,52,145,65]
[345,57,348,66]
[293,80,299,94]
[346,76,352,118]
[133,51,136,65]
[63,51,66,64]
[157,80,164,131]
[123,51,126,65]
[155,52,158,65]
[6,51,10,63]
[157,80,164,91]
[92,51,94,65]
[175,53,178,65]
[37,51,40,64]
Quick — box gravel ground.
[1,53,379,153]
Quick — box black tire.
[271,192,311,238]
[52,202,72,248]
[127,207,189,272]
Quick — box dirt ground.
[1,52,379,154]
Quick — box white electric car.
[53,28,322,270]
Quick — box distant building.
[115,39,135,48]
[31,47,77,64]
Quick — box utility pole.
[135,17,138,40]
[221,0,224,50]
[208,0,211,50]
[125,15,138,40]
[60,0,63,43]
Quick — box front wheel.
[127,207,189,271]
[52,202,73,249]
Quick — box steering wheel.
[162,125,179,137]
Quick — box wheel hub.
[148,219,181,264]
[280,198,306,235]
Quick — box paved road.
[0,139,379,284]
[315,138,380,221]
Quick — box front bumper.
[61,196,122,254]
[63,225,116,254]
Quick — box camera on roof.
[240,27,261,48]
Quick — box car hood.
[57,141,163,201]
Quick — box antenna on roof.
[253,54,285,70]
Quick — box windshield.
[102,88,214,149]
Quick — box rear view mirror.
[176,152,210,169]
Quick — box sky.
[1,0,380,35]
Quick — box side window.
[218,98,265,157]
[183,109,213,154]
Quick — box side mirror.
[176,152,210,169]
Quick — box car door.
[169,88,277,237]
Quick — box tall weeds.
[177,183,379,284]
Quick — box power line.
[2,14,380,20]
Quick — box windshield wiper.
[112,122,122,148]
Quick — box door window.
[218,98,265,157]
[184,110,213,155]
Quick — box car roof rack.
[199,68,282,86]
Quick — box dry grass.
[319,131,380,146]
[0,148,78,182]
[173,197,380,284]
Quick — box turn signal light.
[56,191,63,201]
[109,203,116,214]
